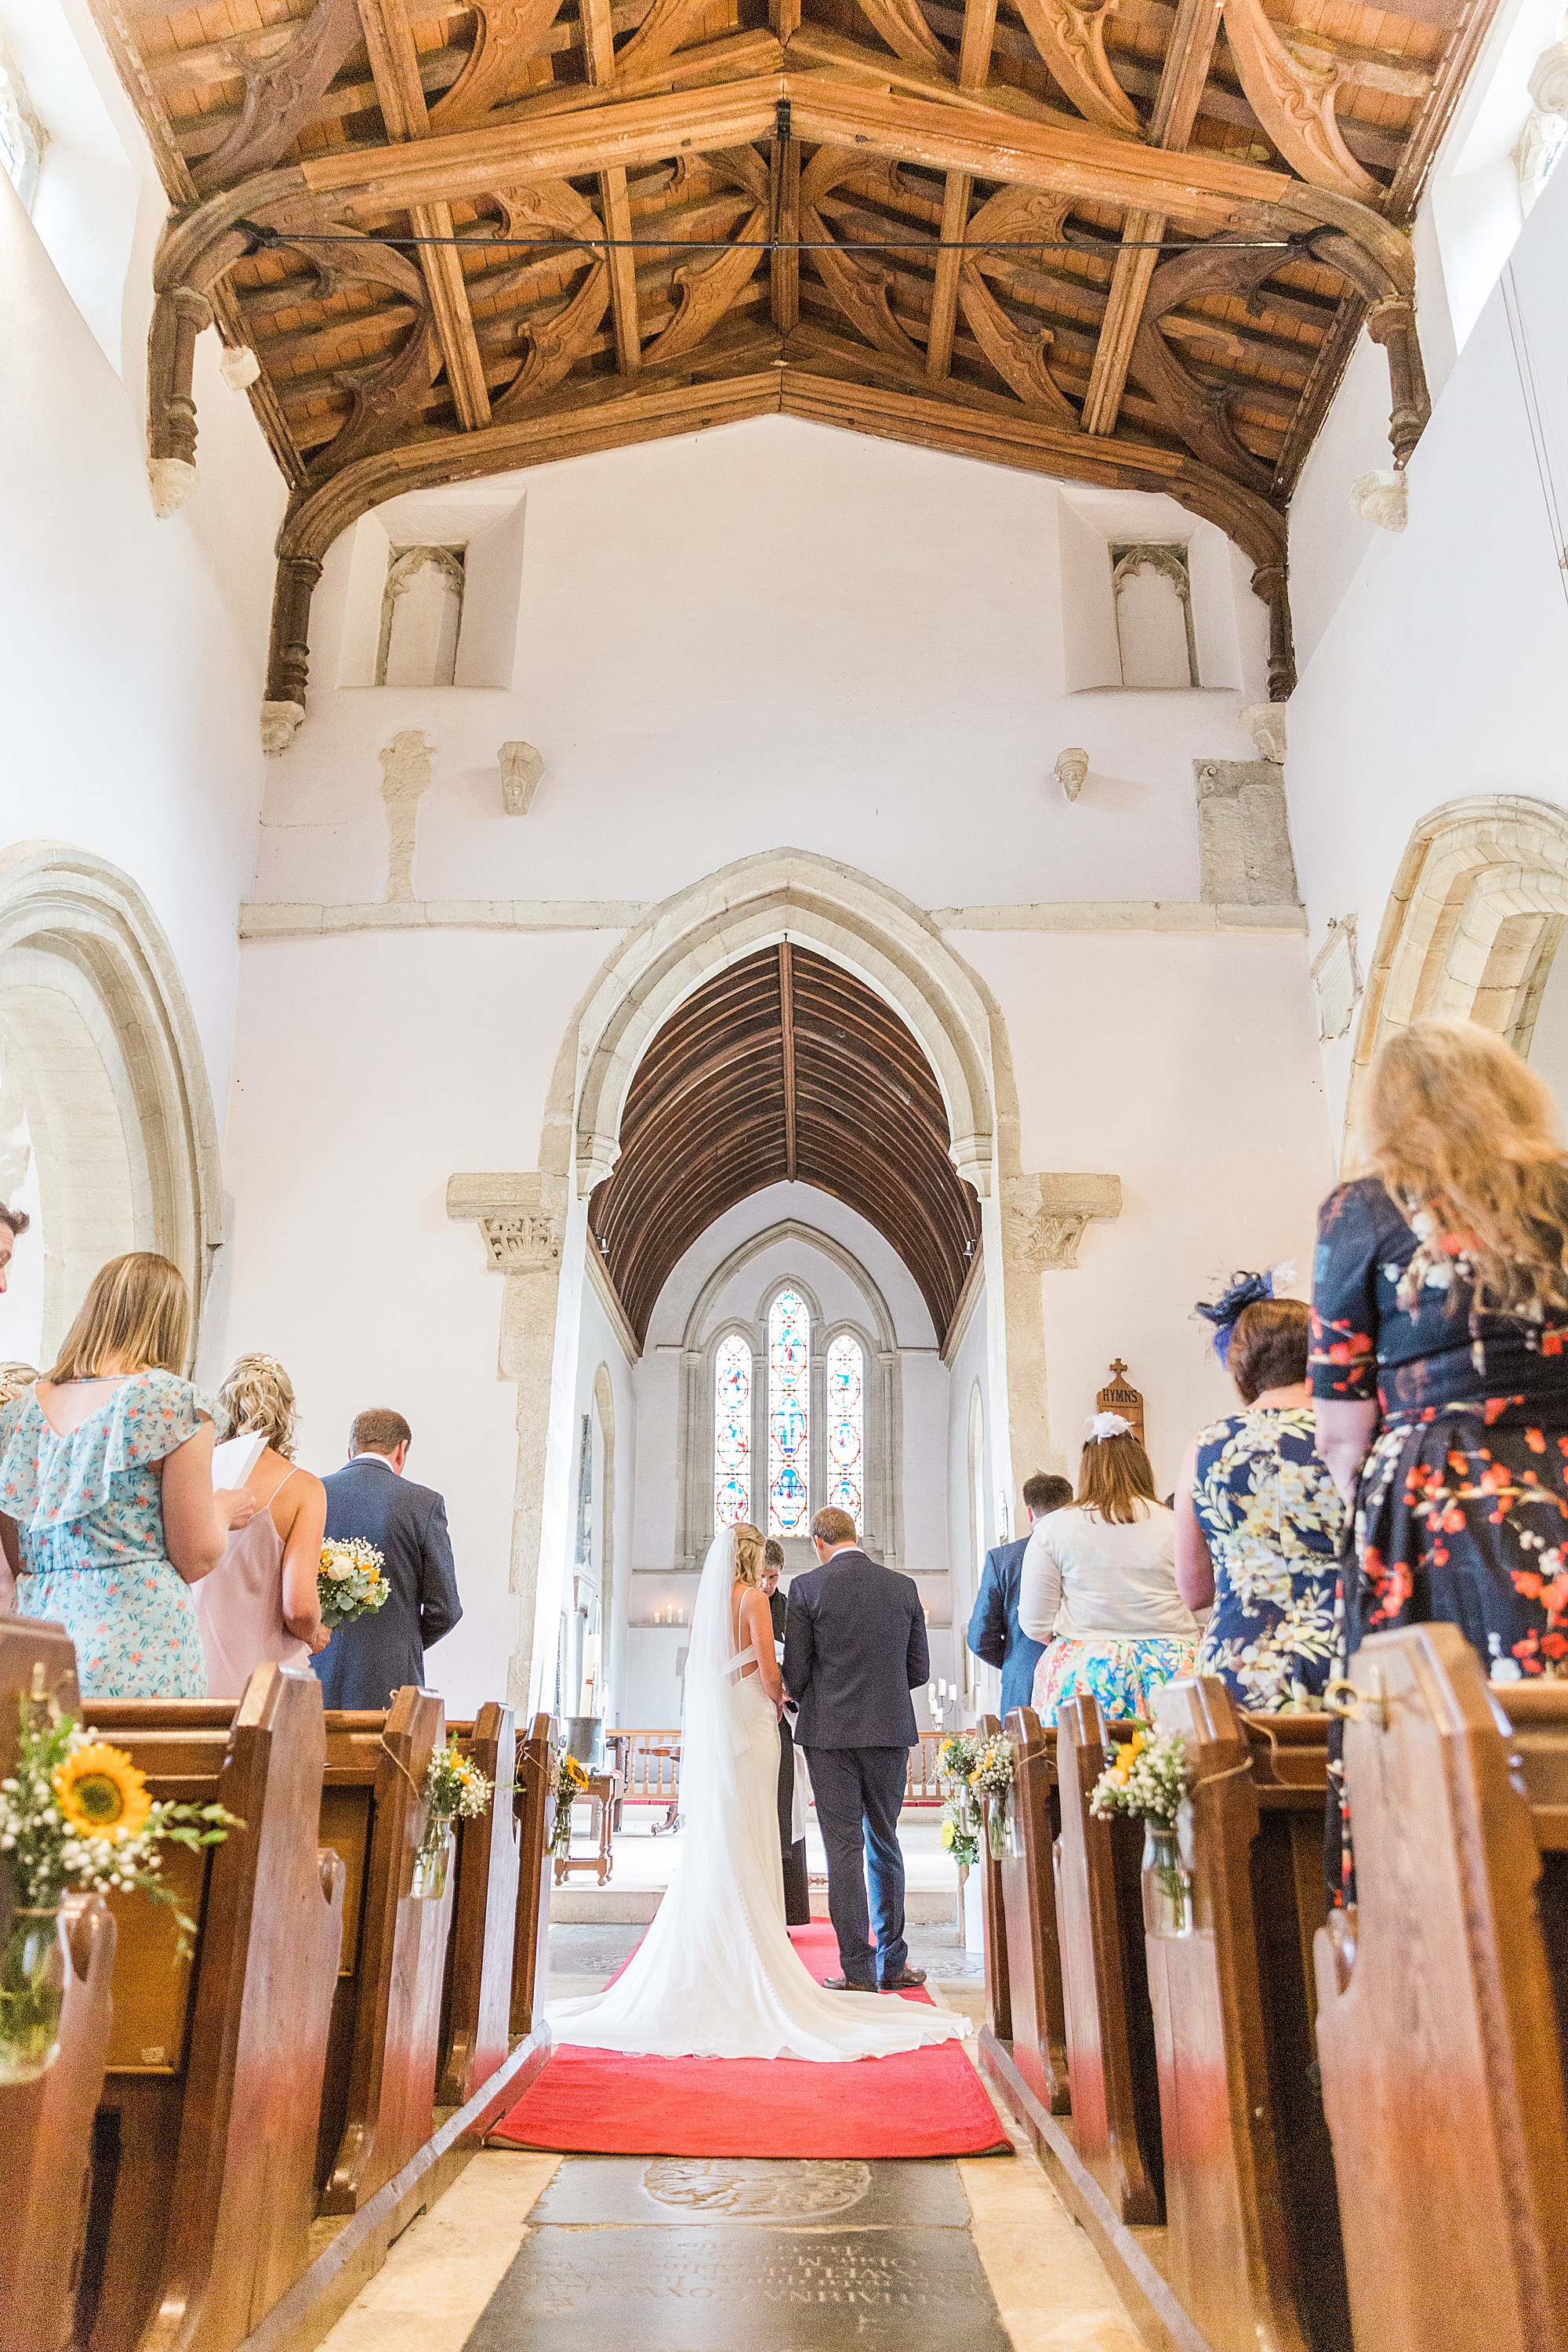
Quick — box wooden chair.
[0,1619,116,2352]
[1314,1624,1568,2352]
[996,1705,1069,2110]
[510,1711,555,2041]
[1054,1696,1163,2223]
[1146,1679,1348,2352]
[974,1712,1011,2044]
[74,1665,344,2352]
[317,1686,451,2215]
[437,1703,520,2107]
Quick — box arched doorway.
[0,844,223,1368]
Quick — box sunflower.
[53,1744,152,1844]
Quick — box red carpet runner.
[490,1923,1008,2158]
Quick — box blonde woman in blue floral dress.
[0,1254,253,1697]
[1174,1281,1344,1712]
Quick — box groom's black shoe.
[880,1967,927,1991]
[822,1975,877,1992]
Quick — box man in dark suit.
[314,1408,463,1710]
[783,1506,927,1992]
[764,1540,811,1926]
[967,1471,1073,1719]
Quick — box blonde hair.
[0,1363,38,1407]
[218,1353,298,1458]
[1076,1429,1158,1526]
[46,1254,190,1383]
[1365,1021,1568,1319]
[731,1522,765,1586]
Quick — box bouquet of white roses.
[318,1539,390,1631]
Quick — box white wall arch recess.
[1346,797,1568,1152]
[0,843,223,1367]
[448,848,1123,1713]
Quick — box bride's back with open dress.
[546,1529,967,2062]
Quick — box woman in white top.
[197,1353,329,1698]
[1018,1412,1198,1723]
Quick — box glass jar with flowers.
[413,1735,495,1900]
[550,1748,591,1860]
[1089,1725,1196,1935]
[0,1694,238,2082]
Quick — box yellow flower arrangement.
[52,1744,152,1845]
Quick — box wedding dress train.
[546,1530,967,2062]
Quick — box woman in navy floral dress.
[0,1254,253,1697]
[1175,1290,1343,1711]
[1312,1022,1568,1896]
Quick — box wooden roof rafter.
[89,0,1503,730]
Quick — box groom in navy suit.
[784,1507,929,1992]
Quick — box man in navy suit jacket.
[967,1472,1074,1719]
[314,1408,463,1710]
[784,1508,928,1992]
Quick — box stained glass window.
[825,1334,864,1531]
[768,1289,811,1536]
[713,1334,752,1528]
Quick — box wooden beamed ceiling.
[589,942,982,1341]
[95,0,1494,719]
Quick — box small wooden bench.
[1314,1624,1568,2352]
[0,1617,117,2352]
[76,1665,344,2352]
[316,1686,450,2214]
[437,1702,520,2107]
[996,1704,1069,2114]
[1054,1695,1163,2224]
[1146,1679,1349,2352]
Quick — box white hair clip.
[1084,1410,1132,1443]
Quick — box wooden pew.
[975,1712,1011,2044]
[1054,1695,1163,2224]
[317,1685,452,2214]
[995,1704,1069,2112]
[437,1702,520,2107]
[1314,1624,1568,2352]
[1145,1679,1348,2352]
[510,1711,555,2040]
[74,1666,344,2352]
[0,1618,117,2352]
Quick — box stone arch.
[0,842,223,1366]
[1348,796,1568,1149]
[555,849,1005,1202]
[591,1360,617,1715]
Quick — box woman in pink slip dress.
[197,1354,329,1698]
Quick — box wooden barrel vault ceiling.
[588,942,983,1341]
[96,0,1494,727]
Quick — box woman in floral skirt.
[1312,1020,1568,1900]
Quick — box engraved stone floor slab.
[462,2214,1014,2350]
[530,2154,971,2228]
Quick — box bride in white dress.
[547,1521,967,2062]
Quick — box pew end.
[437,1701,521,2107]
[1312,1624,1568,2352]
[1145,1678,1348,2352]
[975,1713,1012,2045]
[992,1704,1069,2115]
[510,1713,555,2042]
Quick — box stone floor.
[314,1928,1145,2352]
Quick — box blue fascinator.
[1195,1262,1296,1365]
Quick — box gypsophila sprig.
[968,1736,1014,1801]
[0,1695,239,1951]
[1089,1726,1192,1831]
[318,1538,390,1631]
[423,1736,493,1828]
[938,1732,981,1787]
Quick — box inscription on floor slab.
[465,2219,1011,2350]
[528,2154,971,2230]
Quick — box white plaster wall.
[955,927,1335,1494]
[943,1289,993,1698]
[220,927,619,1716]
[0,2,282,1373]
[252,418,1273,919]
[1283,158,1568,1154]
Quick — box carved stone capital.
[1004,1172,1123,1269]
[1349,467,1408,532]
[447,1171,567,1273]
[499,742,545,815]
[147,459,199,519]
[260,699,304,757]
[1240,702,1287,764]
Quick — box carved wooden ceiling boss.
[91,0,1494,729]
